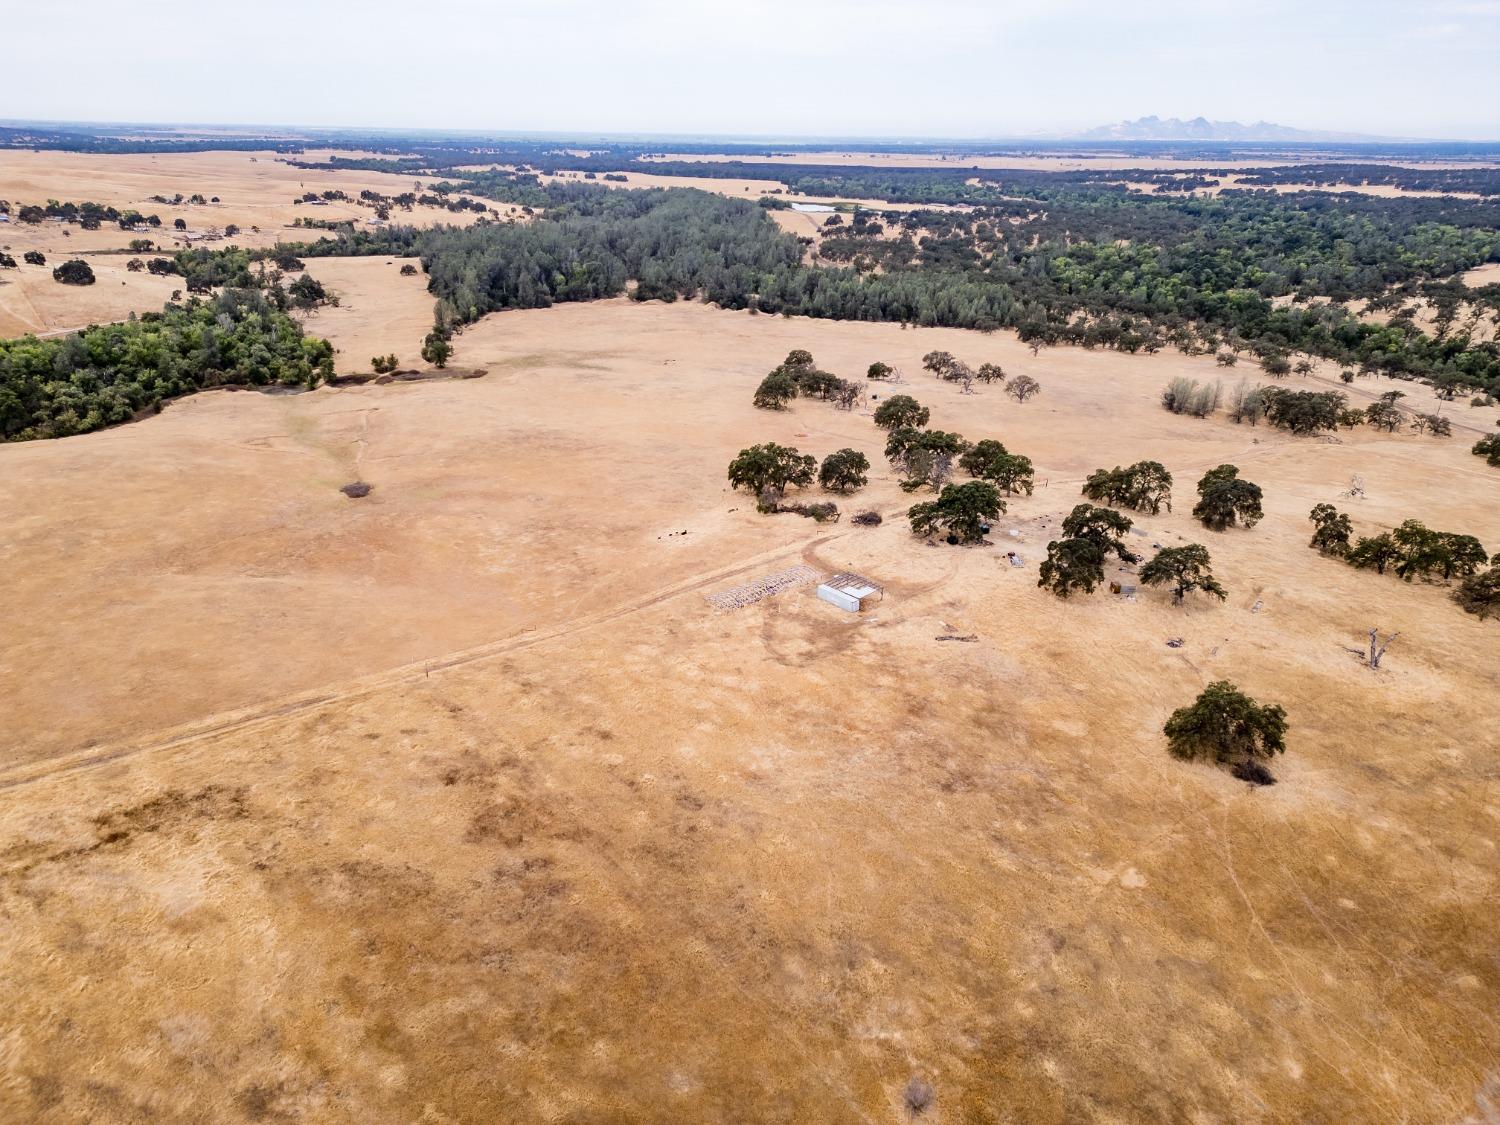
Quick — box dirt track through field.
[0,534,842,793]
[3,296,1498,1124]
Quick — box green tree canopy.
[1037,537,1107,598]
[1260,387,1345,434]
[1453,567,1500,620]
[921,350,956,377]
[1163,681,1287,768]
[873,394,929,430]
[52,259,95,285]
[960,439,1034,495]
[819,448,869,493]
[754,370,798,410]
[1082,461,1173,514]
[1140,544,1227,604]
[728,443,816,507]
[1308,503,1354,557]
[1193,465,1263,531]
[1348,532,1400,574]
[1061,503,1136,561]
[1005,373,1042,402]
[1365,400,1404,432]
[908,480,1002,543]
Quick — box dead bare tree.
[832,380,865,412]
[1368,628,1400,669]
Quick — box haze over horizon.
[7,0,1499,141]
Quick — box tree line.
[0,290,334,441]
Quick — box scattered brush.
[780,501,841,523]
[1162,377,1223,417]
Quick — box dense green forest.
[0,291,333,440]
[273,173,1500,395]
[10,148,1500,444]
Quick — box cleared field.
[1464,261,1500,287]
[2,296,1498,1122]
[293,255,437,372]
[0,255,181,337]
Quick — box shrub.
[1474,433,1500,467]
[1161,377,1221,417]
[781,500,840,522]
[23,251,45,266]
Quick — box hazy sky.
[8,0,1499,139]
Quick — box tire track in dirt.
[0,533,844,793]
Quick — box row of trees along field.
[1308,502,1498,619]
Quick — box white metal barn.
[816,572,884,613]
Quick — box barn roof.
[822,572,883,599]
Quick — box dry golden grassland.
[3,285,1499,1122]
[0,150,509,336]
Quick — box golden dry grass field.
[3,266,1500,1122]
[0,150,509,336]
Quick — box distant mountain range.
[1074,116,1390,143]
